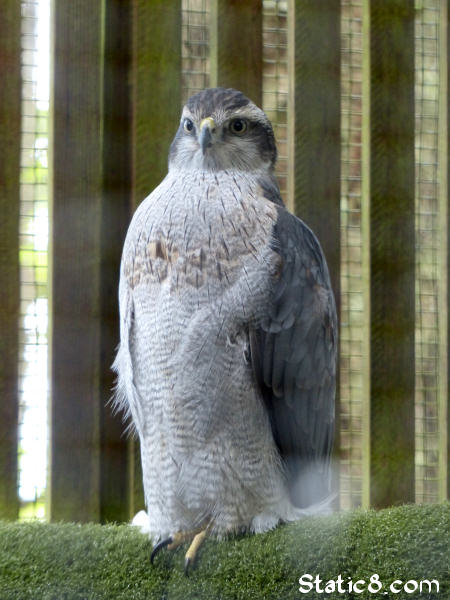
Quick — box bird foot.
[150,528,209,575]
[184,530,207,575]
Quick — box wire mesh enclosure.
[0,0,449,523]
[262,1,288,202]
[181,0,210,102]
[18,0,50,519]
[339,0,448,507]
[340,0,364,510]
[414,0,443,504]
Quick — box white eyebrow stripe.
[181,104,270,129]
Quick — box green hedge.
[0,503,448,599]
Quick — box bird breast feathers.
[121,177,278,293]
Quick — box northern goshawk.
[113,87,337,572]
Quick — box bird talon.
[183,529,207,574]
[150,536,173,564]
[151,528,209,572]
[184,557,191,576]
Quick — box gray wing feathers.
[112,269,145,436]
[250,206,337,508]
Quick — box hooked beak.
[199,117,216,154]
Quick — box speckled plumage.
[113,88,337,541]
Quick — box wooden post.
[131,0,182,209]
[52,0,137,523]
[361,0,371,511]
[441,0,450,501]
[128,0,182,512]
[0,0,21,520]
[51,0,104,522]
[99,0,133,523]
[210,0,263,105]
[287,0,341,503]
[363,0,416,508]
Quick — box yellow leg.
[151,528,201,564]
[184,529,208,575]
[167,530,197,551]
[150,525,210,574]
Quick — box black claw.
[150,537,173,564]
[184,557,191,576]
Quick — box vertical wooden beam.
[210,0,262,105]
[51,0,104,522]
[131,0,182,208]
[0,0,21,521]
[52,0,137,523]
[287,0,341,308]
[287,0,341,503]
[441,0,450,501]
[361,0,372,510]
[128,0,182,512]
[128,438,144,520]
[365,1,416,508]
[100,0,132,523]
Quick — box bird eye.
[229,118,247,135]
[183,118,194,133]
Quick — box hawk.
[113,88,337,572]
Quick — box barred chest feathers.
[122,169,280,300]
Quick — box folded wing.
[250,205,337,508]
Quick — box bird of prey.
[113,87,337,572]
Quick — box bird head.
[169,88,277,173]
